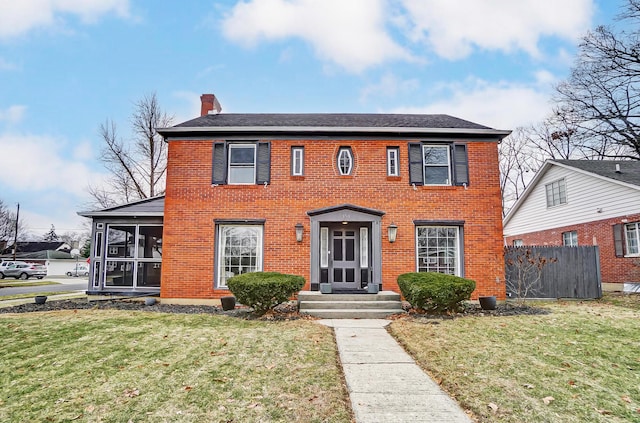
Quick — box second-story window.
[292,146,304,176]
[387,147,399,176]
[337,147,353,175]
[228,144,256,184]
[545,179,567,207]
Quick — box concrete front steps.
[298,291,406,319]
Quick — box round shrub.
[397,272,476,312]
[226,272,305,315]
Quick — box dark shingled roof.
[554,160,640,187]
[78,196,164,217]
[173,113,494,130]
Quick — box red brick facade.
[505,213,640,285]
[160,138,506,300]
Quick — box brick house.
[503,159,640,291]
[80,94,510,303]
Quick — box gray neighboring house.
[78,196,164,295]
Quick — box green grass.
[389,300,640,422]
[0,311,352,422]
[0,280,59,288]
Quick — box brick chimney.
[200,94,222,116]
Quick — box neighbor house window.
[408,143,468,186]
[228,144,256,184]
[104,224,162,288]
[513,239,524,247]
[291,147,304,176]
[626,222,640,255]
[217,225,263,288]
[545,179,567,207]
[563,231,578,247]
[337,147,353,175]
[416,226,461,276]
[387,147,399,176]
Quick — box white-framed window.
[337,147,353,175]
[217,225,263,288]
[513,239,524,247]
[228,144,256,184]
[103,224,162,288]
[360,227,368,268]
[292,147,304,176]
[562,231,578,247]
[387,147,399,176]
[320,227,329,268]
[422,145,451,185]
[416,226,461,275]
[625,222,640,255]
[545,178,567,207]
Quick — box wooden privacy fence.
[504,246,602,299]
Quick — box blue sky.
[0,0,622,238]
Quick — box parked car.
[0,261,47,280]
[66,263,89,277]
[0,261,17,272]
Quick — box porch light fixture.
[295,223,304,242]
[388,223,398,243]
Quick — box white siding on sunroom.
[503,165,640,237]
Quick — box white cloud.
[0,105,27,124]
[0,0,130,40]
[391,77,553,129]
[221,0,413,73]
[0,132,104,196]
[400,0,594,60]
[360,73,420,103]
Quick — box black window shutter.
[256,142,271,185]
[452,143,469,186]
[408,143,423,185]
[613,224,625,257]
[212,142,227,185]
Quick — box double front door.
[322,223,371,290]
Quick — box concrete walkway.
[319,319,471,423]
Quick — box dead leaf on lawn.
[184,386,192,392]
[595,408,612,415]
[622,395,632,403]
[523,384,535,389]
[488,403,499,413]
[124,388,140,398]
[247,402,261,409]
[542,396,554,405]
[265,364,276,370]
[55,398,67,404]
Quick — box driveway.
[0,276,87,296]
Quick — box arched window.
[337,147,353,175]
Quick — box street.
[0,276,88,296]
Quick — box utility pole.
[12,203,19,261]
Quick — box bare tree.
[505,247,558,305]
[0,199,29,244]
[499,128,541,215]
[89,92,173,208]
[555,0,640,160]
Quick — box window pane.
[106,226,135,258]
[138,226,163,258]
[218,225,262,288]
[105,260,134,286]
[320,227,329,268]
[626,223,639,255]
[94,232,103,258]
[228,167,255,184]
[229,146,255,164]
[337,148,353,175]
[92,261,101,288]
[423,146,448,165]
[137,262,161,287]
[333,238,343,261]
[416,226,459,275]
[425,167,449,185]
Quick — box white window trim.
[415,226,461,276]
[562,230,578,247]
[320,227,329,268]
[337,148,353,175]
[625,222,640,256]
[545,178,567,208]
[360,227,368,268]
[387,148,399,176]
[422,145,451,186]
[228,143,256,185]
[217,225,264,288]
[292,147,304,176]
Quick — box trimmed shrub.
[226,272,305,315]
[397,272,476,312]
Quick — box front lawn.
[0,310,352,422]
[389,300,640,422]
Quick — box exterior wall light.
[388,223,398,243]
[295,223,304,242]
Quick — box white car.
[66,264,89,277]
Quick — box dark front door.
[330,225,359,289]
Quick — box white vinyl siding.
[504,164,640,237]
